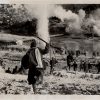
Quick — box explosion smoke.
[54,6,82,32]
[93,25,100,36]
[84,9,100,36]
[91,9,100,36]
[25,5,50,49]
[25,4,85,48]
[78,9,86,21]
[14,4,100,48]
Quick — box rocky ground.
[0,68,100,95]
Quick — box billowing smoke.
[78,9,86,21]
[83,8,100,36]
[25,5,50,49]
[14,5,100,48]
[91,9,100,36]
[25,4,85,49]
[54,6,83,33]
[53,6,87,33]
[93,25,100,35]
[78,9,86,30]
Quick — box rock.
[14,89,21,94]
[86,86,98,94]
[40,90,49,94]
[7,89,15,94]
[75,86,81,90]
[0,67,5,73]
[0,82,5,89]
[80,85,86,91]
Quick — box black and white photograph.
[0,3,100,96]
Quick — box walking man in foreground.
[27,39,49,94]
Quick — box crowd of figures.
[49,49,100,74]
[66,51,100,74]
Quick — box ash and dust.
[0,4,100,95]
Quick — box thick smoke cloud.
[25,4,86,48]
[12,4,100,48]
[91,9,100,36]
[82,8,100,36]
[79,9,86,21]
[54,6,82,33]
[25,5,50,49]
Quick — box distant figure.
[67,53,73,71]
[97,52,99,56]
[50,57,56,74]
[73,60,77,71]
[93,51,96,57]
[96,61,100,74]
[83,60,88,73]
[0,58,3,66]
[5,68,11,73]
[76,50,80,57]
[12,66,18,74]
[87,61,92,73]
[80,60,84,71]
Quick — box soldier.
[5,67,11,73]
[50,57,57,74]
[80,60,84,72]
[12,66,18,74]
[87,60,92,73]
[67,52,73,71]
[83,60,88,73]
[80,60,87,72]
[73,60,77,71]
[96,60,100,74]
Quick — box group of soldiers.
[66,52,100,74]
[49,49,100,74]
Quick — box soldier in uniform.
[80,60,83,72]
[73,60,77,71]
[67,52,73,71]
[96,60,100,74]
[87,60,92,73]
